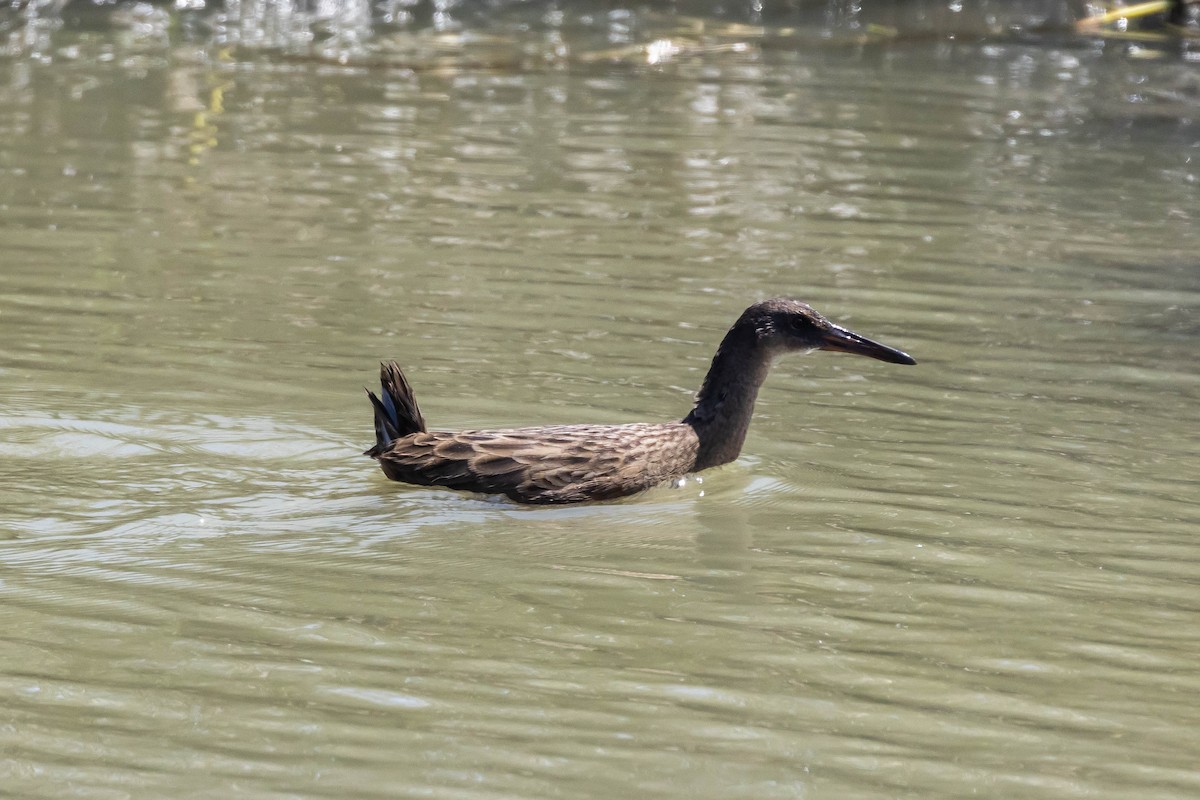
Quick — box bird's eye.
[787,316,808,332]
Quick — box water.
[2,5,1199,798]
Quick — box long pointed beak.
[820,324,917,365]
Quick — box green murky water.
[2,6,1199,798]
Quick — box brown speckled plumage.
[365,299,915,504]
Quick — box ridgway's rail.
[365,298,916,504]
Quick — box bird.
[365,298,916,505]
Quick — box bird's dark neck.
[683,323,773,471]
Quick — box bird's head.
[741,298,916,365]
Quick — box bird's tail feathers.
[365,360,426,457]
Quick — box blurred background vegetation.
[2,0,1196,67]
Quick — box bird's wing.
[377,423,697,503]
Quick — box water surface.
[2,6,1199,799]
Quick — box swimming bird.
[365,298,915,504]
